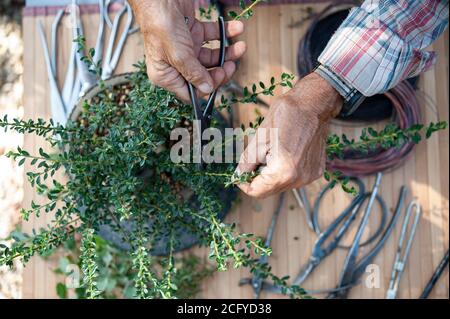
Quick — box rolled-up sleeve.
[318,0,449,97]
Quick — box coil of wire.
[297,2,422,177]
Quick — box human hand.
[236,72,343,198]
[129,0,246,101]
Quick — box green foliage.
[199,3,217,20]
[54,235,214,299]
[0,59,309,299]
[326,122,448,160]
[228,0,269,20]
[218,73,295,112]
[74,35,103,77]
[80,228,101,299]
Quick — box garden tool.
[187,16,226,168]
[292,188,314,232]
[37,20,69,125]
[311,177,387,249]
[327,181,407,299]
[38,5,85,124]
[37,1,96,124]
[252,176,391,296]
[50,7,79,109]
[238,192,286,299]
[419,250,449,299]
[386,200,422,299]
[71,0,98,97]
[93,0,106,64]
[101,0,139,80]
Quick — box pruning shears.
[187,16,226,168]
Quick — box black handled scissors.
[188,16,226,168]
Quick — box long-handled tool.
[386,200,422,299]
[327,173,383,298]
[38,0,139,124]
[327,182,408,299]
[239,192,286,299]
[419,250,449,299]
[37,20,69,125]
[292,188,314,232]
[255,176,389,295]
[101,0,139,80]
[70,0,98,98]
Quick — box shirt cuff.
[314,64,365,117]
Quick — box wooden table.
[22,3,449,299]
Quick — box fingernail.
[199,83,213,93]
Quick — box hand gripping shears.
[187,16,226,168]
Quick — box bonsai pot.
[70,74,237,256]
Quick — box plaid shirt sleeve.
[317,0,449,97]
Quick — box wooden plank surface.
[22,3,449,299]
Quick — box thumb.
[170,49,214,95]
[236,128,269,174]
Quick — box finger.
[199,41,247,68]
[171,49,215,95]
[238,165,295,199]
[238,174,279,199]
[236,128,269,174]
[145,55,191,101]
[201,20,245,41]
[188,61,236,100]
[209,61,236,88]
[238,150,298,198]
[148,61,237,104]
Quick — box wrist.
[289,72,343,121]
[314,64,365,117]
[130,0,173,33]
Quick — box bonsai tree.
[0,1,447,299]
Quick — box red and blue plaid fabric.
[318,0,449,96]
